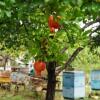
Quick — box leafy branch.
[56,47,84,75]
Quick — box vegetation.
[0,0,100,100]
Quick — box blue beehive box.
[91,70,100,90]
[63,71,85,99]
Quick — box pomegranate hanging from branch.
[34,61,46,76]
[48,15,61,33]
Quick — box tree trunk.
[4,57,8,70]
[46,61,56,100]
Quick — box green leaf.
[10,0,16,3]
[0,1,5,6]
[0,11,4,18]
[77,0,83,7]
[5,11,11,17]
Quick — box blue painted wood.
[91,70,100,90]
[63,71,85,99]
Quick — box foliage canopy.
[0,0,100,64]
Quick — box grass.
[0,85,45,100]
[0,77,100,100]
[0,85,100,100]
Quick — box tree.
[0,0,100,100]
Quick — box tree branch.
[92,25,100,33]
[82,17,100,30]
[23,21,29,34]
[89,24,100,37]
[61,47,68,54]
[56,47,84,75]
